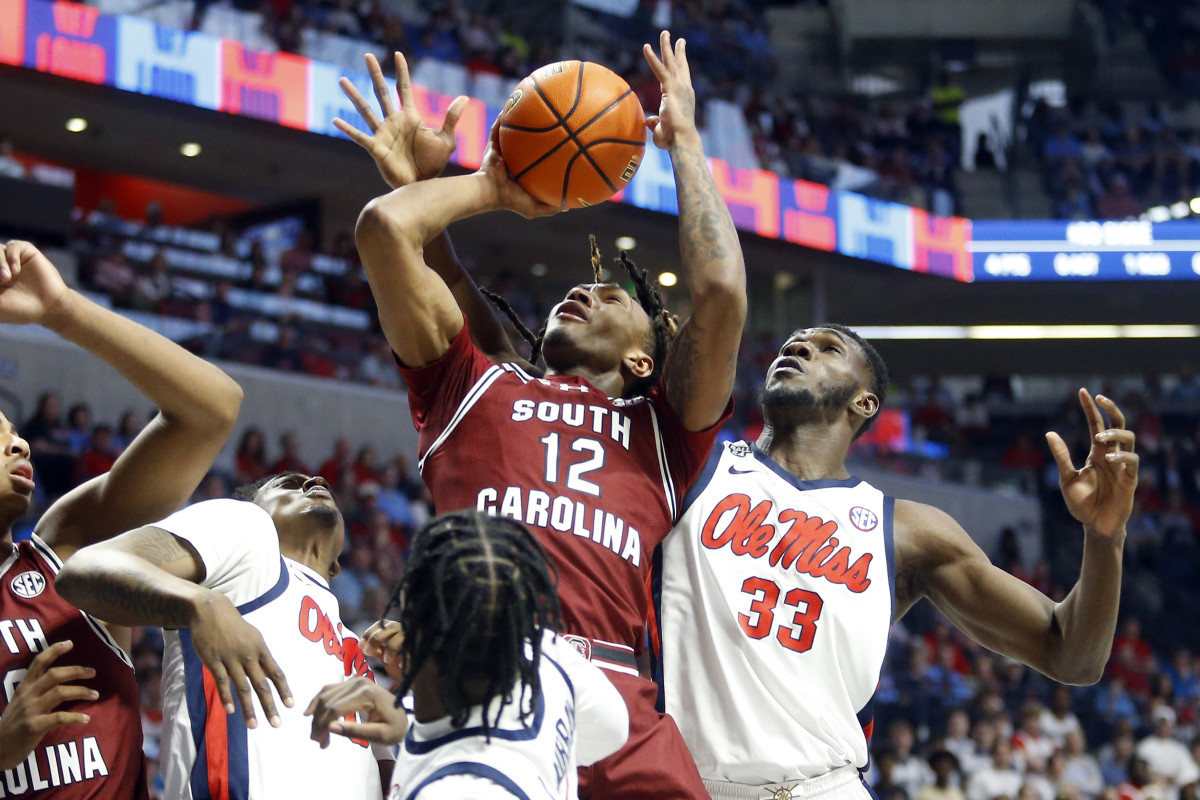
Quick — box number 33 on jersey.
[656,440,896,785]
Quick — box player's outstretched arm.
[355,119,557,367]
[0,242,243,559]
[336,52,529,366]
[57,526,293,728]
[0,641,96,771]
[644,31,746,431]
[897,389,1135,685]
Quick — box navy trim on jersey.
[543,651,574,696]
[678,439,727,518]
[751,444,864,490]
[226,689,251,800]
[403,690,546,755]
[30,534,63,570]
[181,630,212,800]
[882,496,896,617]
[404,762,532,800]
[236,557,289,614]
[650,543,666,713]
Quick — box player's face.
[542,283,652,370]
[764,328,865,398]
[254,473,342,528]
[760,328,871,426]
[0,411,35,518]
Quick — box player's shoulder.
[893,499,979,572]
[154,498,277,547]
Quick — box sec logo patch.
[849,506,878,532]
[11,571,46,598]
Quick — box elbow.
[54,558,92,608]
[356,195,419,253]
[1045,652,1107,686]
[694,280,747,325]
[208,376,243,432]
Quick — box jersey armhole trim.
[417,363,506,474]
[236,557,290,614]
[678,440,727,519]
[31,535,135,669]
[404,763,532,800]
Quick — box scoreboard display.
[971,219,1200,281]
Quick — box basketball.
[498,60,646,209]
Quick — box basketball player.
[344,32,745,799]
[306,511,629,799]
[656,325,1138,800]
[0,240,242,796]
[56,473,395,799]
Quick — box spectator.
[967,739,1024,800]
[1041,686,1085,748]
[75,423,118,481]
[329,542,382,618]
[23,390,74,497]
[65,402,93,455]
[318,437,354,489]
[269,430,309,474]
[891,719,936,799]
[1013,702,1057,765]
[1137,706,1200,790]
[1096,174,1142,220]
[132,250,172,312]
[919,751,967,800]
[233,426,269,484]
[0,136,26,178]
[114,409,145,452]
[1061,730,1105,800]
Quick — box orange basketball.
[498,60,646,209]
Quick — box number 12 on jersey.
[539,433,606,497]
[738,576,824,653]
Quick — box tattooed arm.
[644,32,746,431]
[57,527,293,728]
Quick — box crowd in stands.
[1026,97,1200,220]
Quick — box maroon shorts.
[578,672,706,800]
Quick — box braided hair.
[482,235,678,397]
[382,511,561,736]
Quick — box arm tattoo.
[672,146,734,267]
[73,565,196,628]
[127,528,194,568]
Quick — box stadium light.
[180,143,202,157]
[615,236,636,251]
[65,118,87,133]
[658,271,678,287]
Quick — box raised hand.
[0,641,96,771]
[642,30,698,151]
[190,593,293,729]
[0,241,70,327]
[479,119,562,217]
[305,677,408,748]
[1046,389,1139,538]
[334,52,469,188]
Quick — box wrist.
[187,586,231,627]
[669,129,704,155]
[1083,525,1126,549]
[40,287,82,337]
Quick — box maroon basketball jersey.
[402,323,727,655]
[0,536,148,799]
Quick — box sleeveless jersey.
[389,631,628,800]
[400,323,726,663]
[157,500,388,800]
[0,535,148,799]
[657,441,895,785]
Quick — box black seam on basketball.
[557,145,618,204]
[569,89,636,140]
[511,136,573,180]
[580,137,647,147]
[500,122,568,133]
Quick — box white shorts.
[704,764,872,800]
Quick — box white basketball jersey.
[157,500,388,800]
[389,630,628,800]
[658,441,895,785]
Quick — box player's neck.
[544,365,628,398]
[276,526,334,580]
[755,424,852,481]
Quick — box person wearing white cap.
[1136,704,1200,797]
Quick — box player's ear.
[623,350,653,380]
[851,389,879,423]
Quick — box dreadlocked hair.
[823,323,890,439]
[382,511,561,737]
[480,237,678,397]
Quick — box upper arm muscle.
[899,501,1059,671]
[89,525,207,583]
[663,297,743,431]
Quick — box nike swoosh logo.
[728,466,755,474]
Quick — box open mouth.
[555,300,589,322]
[305,487,332,499]
[11,462,33,481]
[773,357,806,375]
